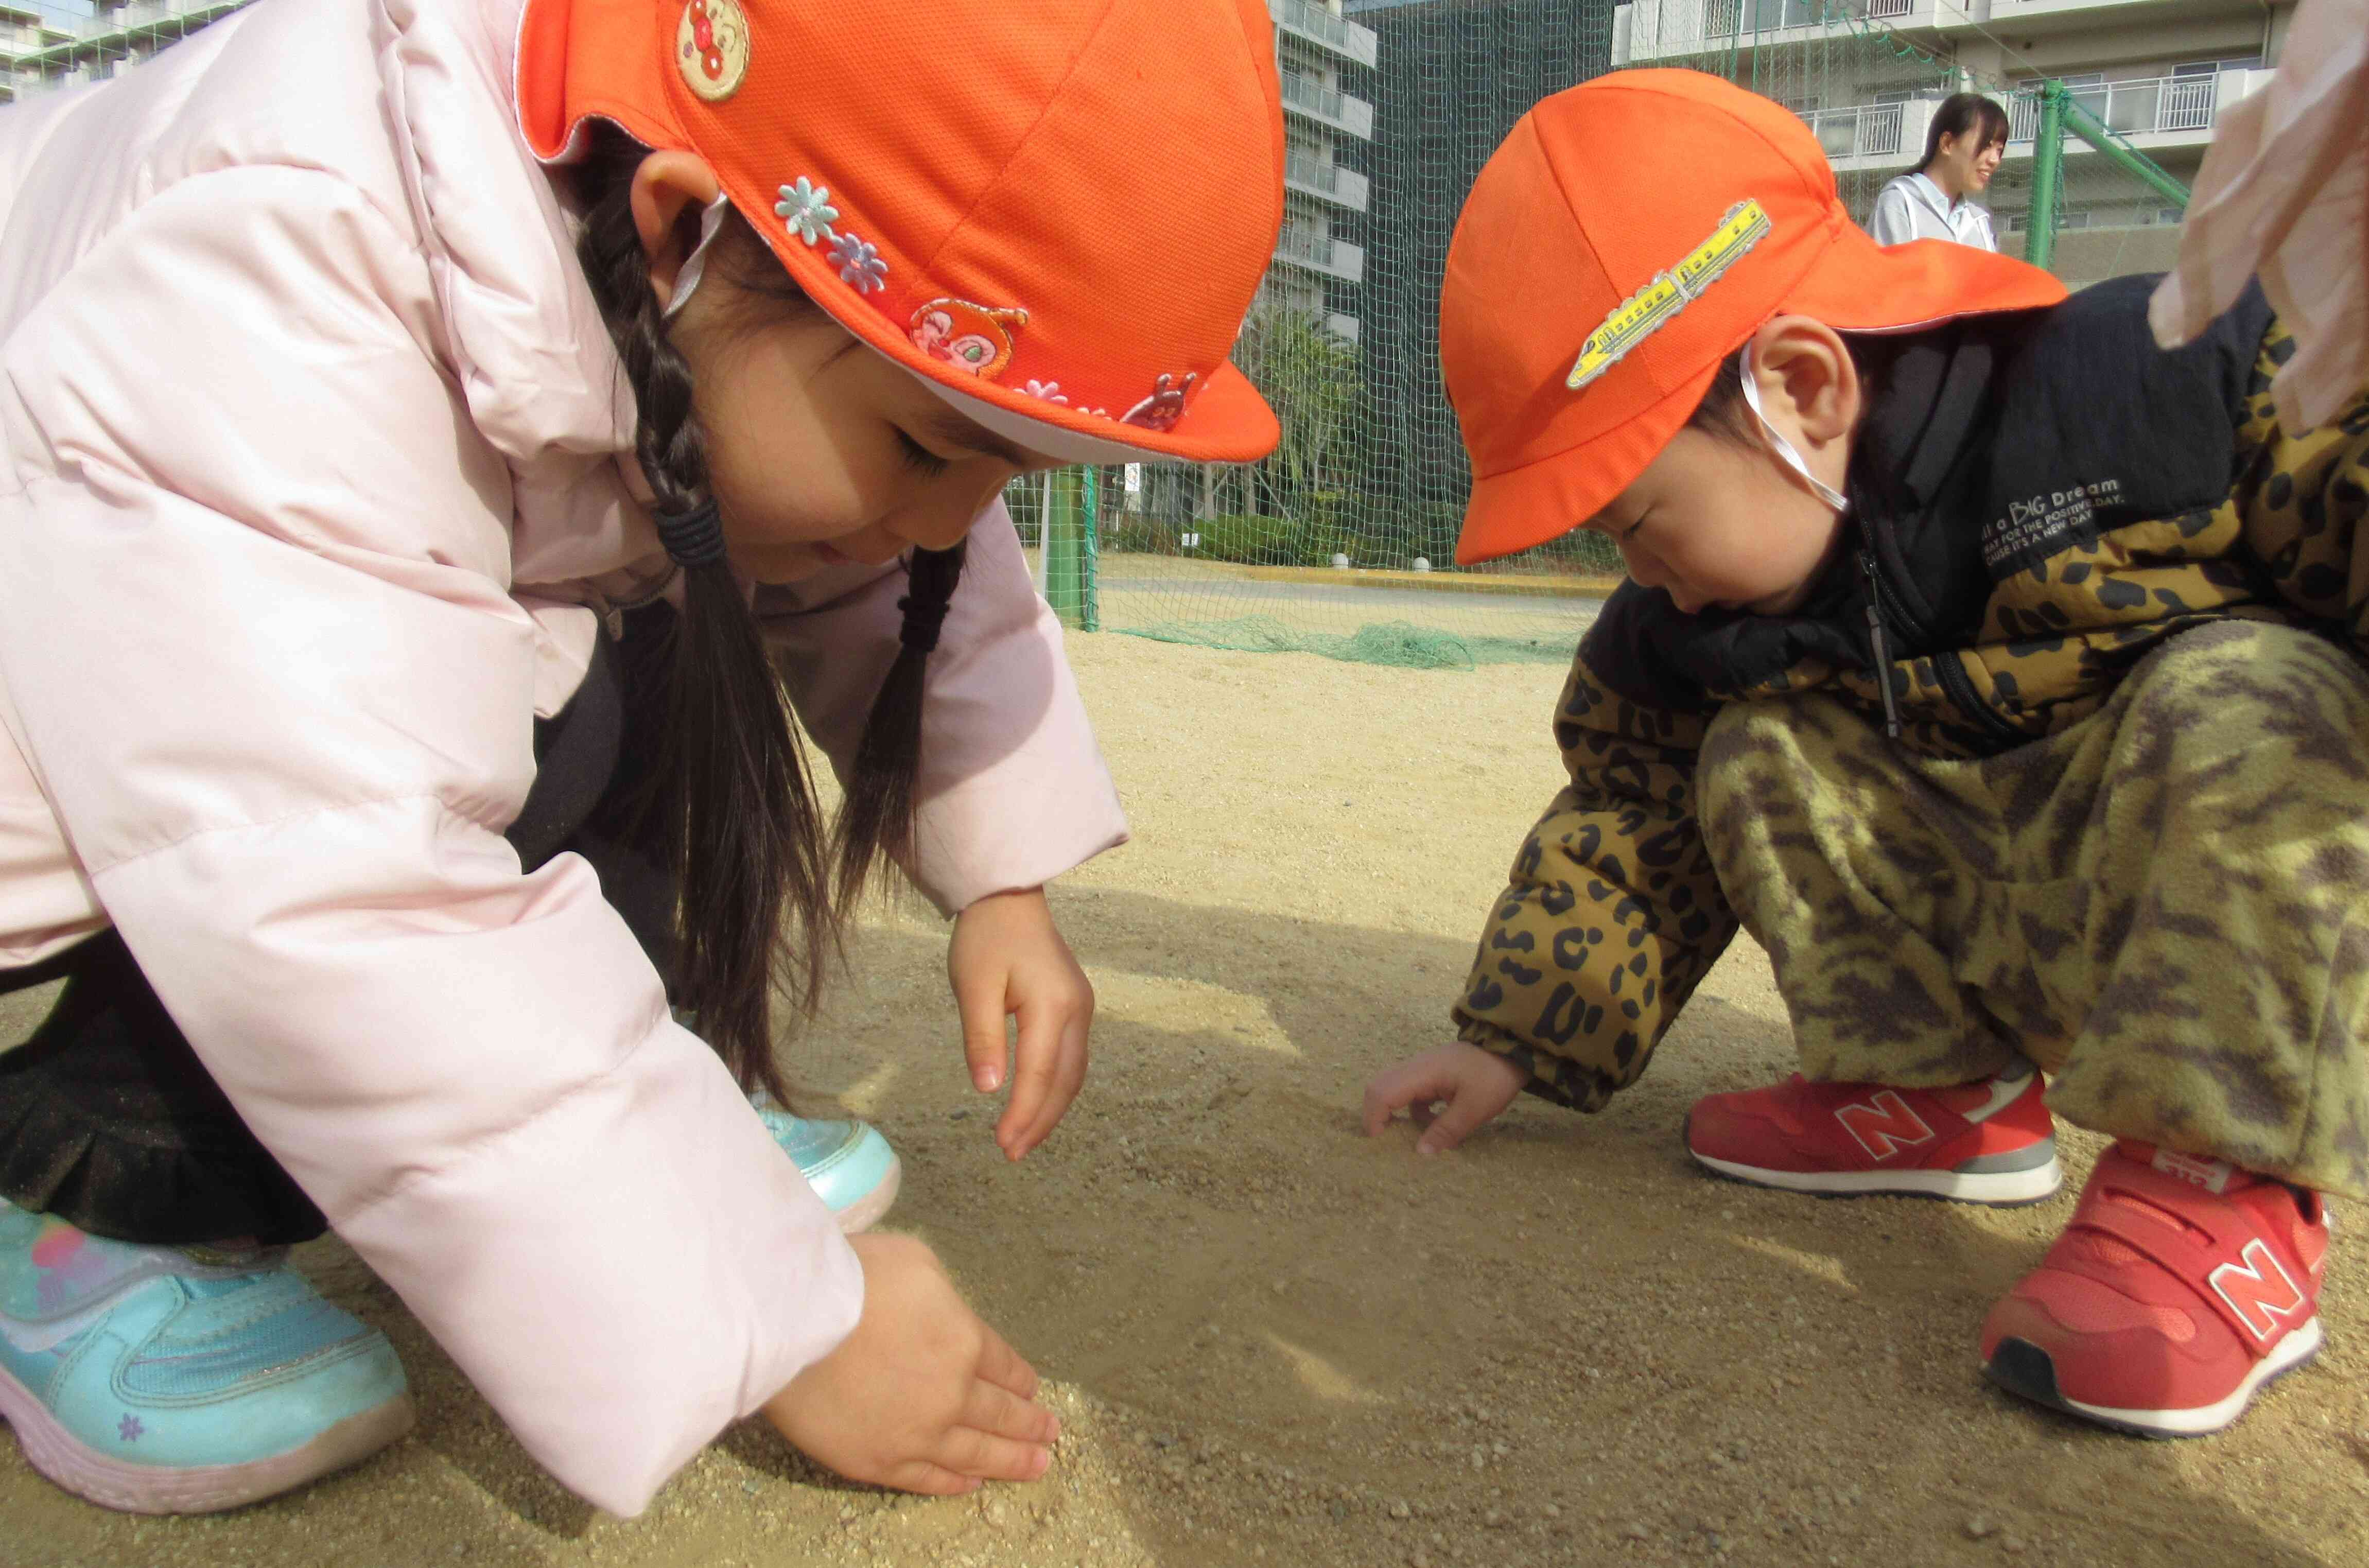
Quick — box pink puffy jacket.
[0,0,1125,1514]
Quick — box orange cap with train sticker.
[513,0,1284,465]
[1440,70,2068,566]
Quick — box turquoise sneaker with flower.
[750,1093,901,1232]
[0,1199,412,1513]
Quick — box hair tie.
[897,591,952,655]
[654,498,729,570]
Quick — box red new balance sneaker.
[1980,1143,2327,1437]
[1684,1058,2061,1204]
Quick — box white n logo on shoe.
[2209,1239,2308,1342]
[1835,1091,1936,1161]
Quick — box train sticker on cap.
[1566,199,1770,391]
[677,0,751,103]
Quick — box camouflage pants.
[1698,620,2369,1199]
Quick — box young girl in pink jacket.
[0,0,1283,1518]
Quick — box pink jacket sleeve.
[2150,0,2369,431]
[0,168,858,1515]
[758,504,1129,915]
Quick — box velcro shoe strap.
[2067,1162,2309,1354]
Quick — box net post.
[2024,79,2067,272]
[1043,466,1085,629]
[1080,465,1101,633]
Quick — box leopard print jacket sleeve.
[2233,337,2369,641]
[1451,650,1739,1109]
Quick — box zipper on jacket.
[1932,644,2027,746]
[1857,549,1903,739]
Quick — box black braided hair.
[569,124,965,1101]
[831,541,965,907]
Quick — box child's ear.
[1751,316,1860,446]
[628,151,724,311]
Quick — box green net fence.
[36,0,2226,674]
[1017,0,2248,672]
[0,2,253,101]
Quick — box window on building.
[2172,57,2260,78]
[1745,0,1821,33]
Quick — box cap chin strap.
[1737,339,1848,514]
[661,195,735,323]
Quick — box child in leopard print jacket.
[1365,69,2366,1438]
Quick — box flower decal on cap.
[1022,380,1068,405]
[774,179,838,246]
[911,299,1031,379]
[829,231,888,293]
[675,0,750,104]
[1121,373,1198,431]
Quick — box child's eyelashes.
[894,429,951,478]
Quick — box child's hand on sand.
[1363,1042,1527,1154]
[948,886,1094,1161]
[764,1233,1058,1494]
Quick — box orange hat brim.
[514,0,1280,465]
[1454,231,2067,566]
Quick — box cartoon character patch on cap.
[677,0,751,104]
[1566,198,1770,391]
[1121,372,1198,431]
[911,299,1030,379]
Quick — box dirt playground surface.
[7,631,2367,1567]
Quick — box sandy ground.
[7,630,2368,1568]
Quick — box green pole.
[1043,467,1083,628]
[1079,465,1100,633]
[2059,96,2191,210]
[2024,80,2066,272]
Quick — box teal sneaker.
[750,1094,901,1233]
[0,1199,412,1513]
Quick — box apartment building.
[2,0,250,101]
[1266,0,1377,347]
[1612,0,2296,282]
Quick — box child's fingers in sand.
[1361,1043,1526,1152]
[1001,994,1091,1160]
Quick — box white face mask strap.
[1737,338,1849,514]
[660,195,735,323]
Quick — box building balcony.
[101,0,243,24]
[1811,71,2270,177]
[1963,0,2248,34]
[1612,0,1941,66]
[1802,100,1915,169]
[1267,0,1379,68]
[2004,71,2269,155]
[1616,0,2263,58]
[1280,69,1375,140]
[1275,226,1367,284]
[1284,150,1371,212]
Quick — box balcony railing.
[1802,100,1905,160]
[1280,71,1344,123]
[1278,68,1374,138]
[1616,0,1911,62]
[1268,0,1379,67]
[2007,74,2226,143]
[1274,225,1366,283]
[1283,149,1371,210]
[1273,0,1347,50]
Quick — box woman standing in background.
[1869,92,2008,251]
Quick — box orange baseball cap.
[1442,69,2069,565]
[515,0,1283,464]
